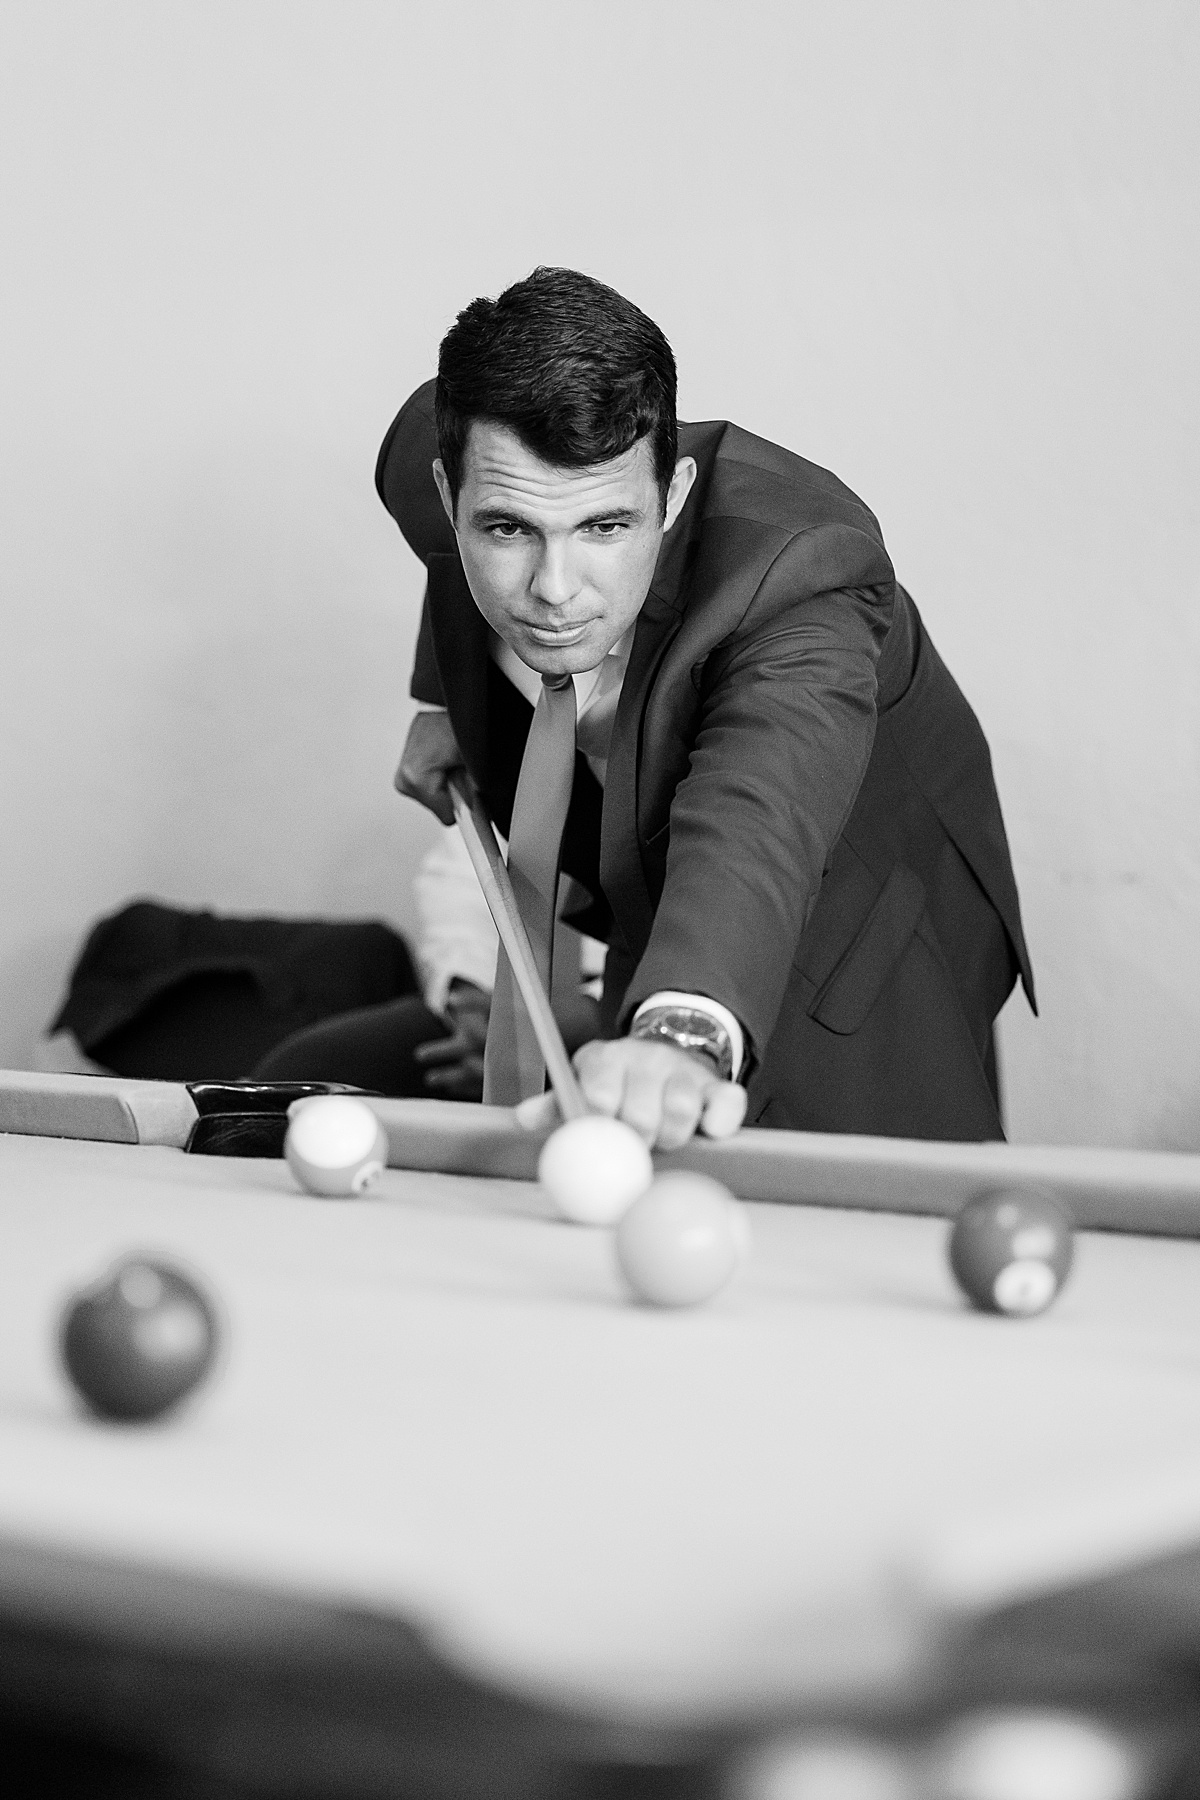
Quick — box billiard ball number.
[285,1094,389,1197]
[948,1187,1074,1317]
[61,1257,219,1422]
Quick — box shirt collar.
[488,621,636,708]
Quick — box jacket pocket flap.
[809,864,926,1035]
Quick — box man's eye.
[589,521,627,538]
[489,521,526,539]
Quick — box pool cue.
[448,772,588,1122]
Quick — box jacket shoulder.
[375,378,455,560]
[682,418,886,546]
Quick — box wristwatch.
[629,1004,735,1081]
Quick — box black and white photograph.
[1,3,1198,1795]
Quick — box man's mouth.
[525,621,591,645]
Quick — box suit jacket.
[377,381,1035,1141]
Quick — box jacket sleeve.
[619,523,895,1064]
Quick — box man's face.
[434,422,695,676]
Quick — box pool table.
[4,1072,1200,1797]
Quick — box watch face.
[632,1009,732,1079]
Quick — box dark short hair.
[435,267,678,513]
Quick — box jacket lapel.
[600,590,682,957]
[598,452,713,958]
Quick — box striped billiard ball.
[284,1094,389,1197]
[949,1186,1074,1317]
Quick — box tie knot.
[542,673,573,693]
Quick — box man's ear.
[663,456,697,533]
[432,459,457,529]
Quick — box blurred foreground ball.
[922,1708,1143,1800]
[616,1171,748,1306]
[285,1094,389,1196]
[538,1114,654,1225]
[724,1730,912,1799]
[61,1257,219,1422]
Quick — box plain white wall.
[1,1,1197,1147]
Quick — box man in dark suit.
[381,267,1034,1150]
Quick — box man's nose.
[529,540,580,607]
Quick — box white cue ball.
[615,1171,749,1307]
[537,1115,654,1225]
[284,1095,389,1198]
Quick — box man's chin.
[519,629,604,674]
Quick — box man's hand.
[395,711,467,826]
[517,1038,746,1150]
[415,980,490,1099]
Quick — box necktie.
[573,652,623,773]
[483,673,577,1104]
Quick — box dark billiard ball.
[949,1187,1074,1316]
[60,1257,219,1421]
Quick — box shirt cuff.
[631,992,746,1082]
[424,966,494,1017]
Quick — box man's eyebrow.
[577,506,643,526]
[469,503,537,527]
[469,502,645,529]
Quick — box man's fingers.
[509,1047,747,1148]
[394,757,456,825]
[573,1041,628,1118]
[414,1033,466,1067]
[393,713,466,826]
[655,1073,705,1151]
[423,1062,485,1100]
[574,1040,745,1148]
[616,1081,664,1146]
[514,1092,561,1132]
[700,1080,748,1139]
